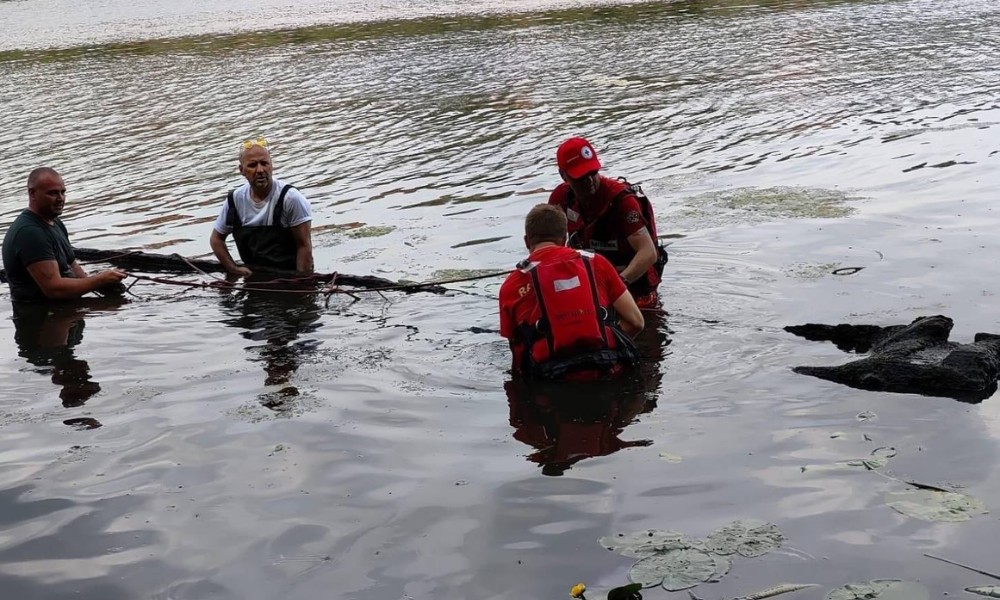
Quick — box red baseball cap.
[556,137,601,179]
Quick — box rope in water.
[126,269,513,296]
[80,248,511,296]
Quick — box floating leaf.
[599,530,698,558]
[607,583,643,600]
[628,547,718,591]
[884,489,988,522]
[658,452,683,463]
[705,519,784,557]
[826,579,929,600]
[739,583,817,600]
[966,586,1000,598]
[846,457,889,470]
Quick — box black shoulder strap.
[272,184,295,228]
[579,255,609,348]
[527,267,555,358]
[226,191,239,232]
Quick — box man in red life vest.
[499,204,644,380]
[548,137,665,308]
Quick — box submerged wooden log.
[70,247,447,294]
[786,315,1000,402]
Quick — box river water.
[1,0,1000,598]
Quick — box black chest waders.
[227,184,298,271]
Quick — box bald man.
[209,138,313,276]
[1,168,127,304]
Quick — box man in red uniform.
[548,137,665,308]
[499,204,644,380]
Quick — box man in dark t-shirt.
[1,167,127,304]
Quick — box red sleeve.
[592,254,627,301]
[498,277,517,339]
[548,183,570,207]
[614,194,648,237]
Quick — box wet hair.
[27,167,60,190]
[524,204,567,247]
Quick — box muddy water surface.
[2,0,1000,598]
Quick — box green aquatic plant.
[735,583,817,600]
[884,489,987,522]
[966,586,1000,598]
[600,521,784,592]
[825,579,929,600]
[346,225,394,238]
[704,519,784,557]
[599,530,698,558]
[628,547,727,591]
[677,186,859,229]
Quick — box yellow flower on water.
[570,582,587,598]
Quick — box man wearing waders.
[499,204,644,381]
[210,138,313,276]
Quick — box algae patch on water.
[347,225,395,238]
[679,186,859,228]
[784,262,842,279]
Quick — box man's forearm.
[42,274,113,300]
[620,248,656,285]
[296,247,314,273]
[209,233,243,274]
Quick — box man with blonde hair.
[210,138,313,276]
[499,204,644,380]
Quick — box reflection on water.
[12,298,126,416]
[506,312,669,475]
[1,0,1000,597]
[217,278,324,410]
[506,380,655,476]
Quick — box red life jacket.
[561,177,668,297]
[518,250,637,380]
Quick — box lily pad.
[658,452,683,463]
[627,547,719,591]
[600,530,697,558]
[884,489,988,522]
[826,579,929,600]
[966,586,1000,598]
[705,519,784,557]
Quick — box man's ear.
[523,235,530,251]
[558,169,569,183]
